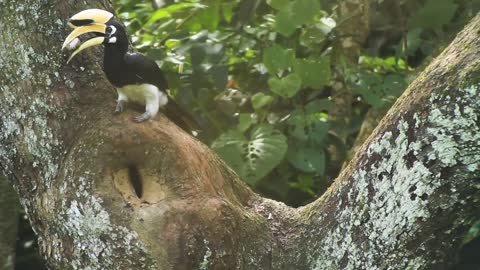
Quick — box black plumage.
[65,16,197,130]
[102,22,168,90]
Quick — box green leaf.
[252,93,275,110]
[350,70,406,108]
[267,0,290,10]
[287,100,330,144]
[290,0,321,26]
[212,125,287,185]
[221,2,237,22]
[288,143,325,174]
[408,0,458,29]
[294,56,331,88]
[289,174,316,196]
[146,9,170,25]
[275,0,320,37]
[263,44,295,73]
[237,113,257,132]
[382,74,407,97]
[164,39,180,48]
[300,24,327,48]
[405,28,422,55]
[275,8,298,37]
[268,74,302,98]
[197,0,221,31]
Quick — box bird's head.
[62,9,128,63]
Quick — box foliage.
[113,0,479,207]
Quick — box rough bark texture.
[0,1,479,270]
[0,176,19,270]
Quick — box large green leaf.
[237,113,257,132]
[274,0,321,37]
[294,56,331,88]
[194,0,221,31]
[287,99,331,144]
[290,0,321,26]
[263,44,295,74]
[275,8,298,37]
[251,93,275,110]
[212,125,287,185]
[267,0,290,10]
[288,142,325,174]
[268,73,302,98]
[349,70,407,108]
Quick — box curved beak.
[66,36,105,64]
[62,9,114,63]
[62,24,106,50]
[67,9,113,28]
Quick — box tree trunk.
[0,176,18,270]
[0,1,479,269]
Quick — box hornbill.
[62,9,197,130]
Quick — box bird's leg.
[133,111,152,123]
[115,90,128,115]
[132,91,161,123]
[115,99,126,114]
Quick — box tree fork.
[0,1,479,269]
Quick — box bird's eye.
[106,25,117,36]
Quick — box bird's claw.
[133,112,151,123]
[114,100,125,114]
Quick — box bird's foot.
[133,112,151,123]
[114,100,126,114]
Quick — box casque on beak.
[62,9,114,63]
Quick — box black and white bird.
[62,9,197,130]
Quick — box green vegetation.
[113,0,479,206]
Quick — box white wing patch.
[117,84,168,117]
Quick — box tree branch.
[0,1,479,269]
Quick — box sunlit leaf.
[294,56,331,88]
[268,73,302,98]
[164,39,180,48]
[237,113,257,132]
[263,44,295,73]
[212,125,287,185]
[252,93,275,110]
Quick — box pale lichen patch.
[310,83,480,269]
[42,175,157,270]
[199,239,212,270]
[0,1,64,186]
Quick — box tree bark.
[0,176,19,270]
[0,1,479,269]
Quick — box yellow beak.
[63,9,114,63]
[62,24,106,50]
[68,9,113,28]
[67,36,105,64]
